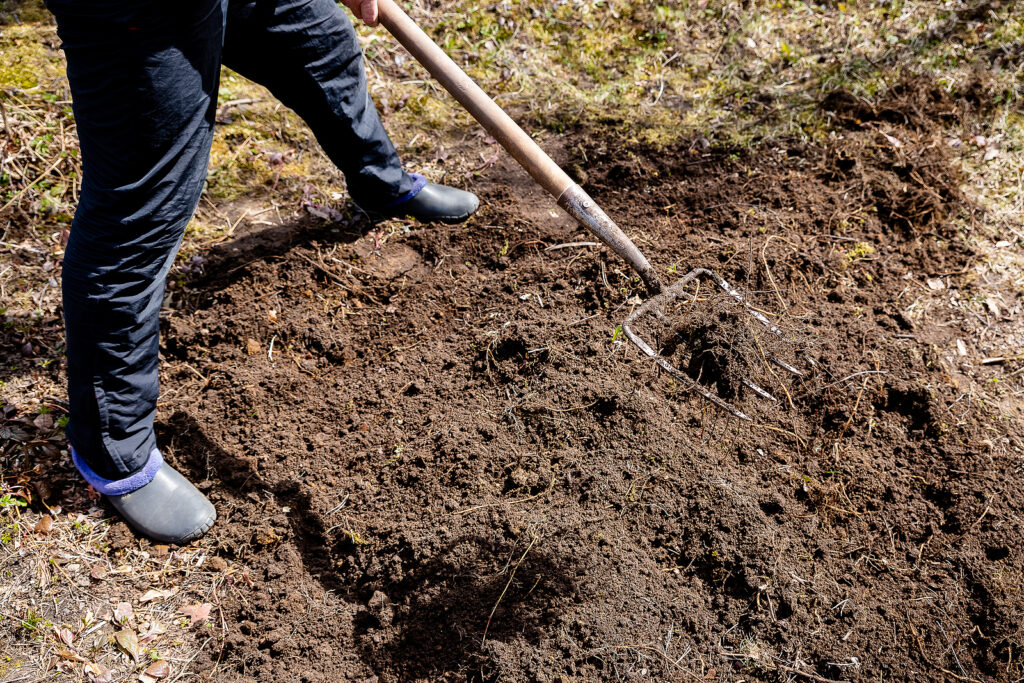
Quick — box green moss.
[0,0,50,25]
[0,25,62,89]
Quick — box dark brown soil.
[154,85,1022,681]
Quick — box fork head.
[622,268,814,421]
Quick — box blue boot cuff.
[385,172,428,208]
[72,447,163,495]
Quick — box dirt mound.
[150,83,1022,681]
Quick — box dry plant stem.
[481,532,537,645]
[453,475,555,516]
[760,234,790,313]
[776,664,851,683]
[0,95,14,142]
[1,156,65,213]
[748,316,795,410]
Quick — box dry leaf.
[56,649,86,662]
[139,587,175,604]
[139,620,167,643]
[113,601,132,623]
[86,660,115,683]
[144,660,171,679]
[57,626,75,647]
[34,515,53,534]
[90,563,108,581]
[90,666,114,683]
[114,629,141,662]
[179,602,213,626]
[880,131,902,148]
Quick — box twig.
[482,532,537,645]
[0,95,14,143]
[820,370,887,390]
[777,664,850,683]
[545,241,599,251]
[452,475,555,516]
[760,235,791,313]
[0,155,65,213]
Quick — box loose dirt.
[152,83,1021,681]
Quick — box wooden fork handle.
[376,0,662,293]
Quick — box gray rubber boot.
[107,464,216,544]
[388,182,480,224]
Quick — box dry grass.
[1,0,1022,679]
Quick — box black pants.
[50,0,413,480]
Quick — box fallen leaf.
[34,515,53,534]
[113,601,132,624]
[879,131,902,148]
[57,626,74,647]
[139,620,166,643]
[85,661,106,676]
[33,413,54,430]
[56,649,87,662]
[92,667,115,683]
[139,587,175,604]
[179,602,212,626]
[144,660,171,679]
[114,629,141,662]
[90,564,108,581]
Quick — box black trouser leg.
[52,0,227,479]
[223,0,413,210]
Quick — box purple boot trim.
[385,172,428,209]
[72,447,163,496]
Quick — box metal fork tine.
[622,267,811,420]
[742,379,777,402]
[622,320,752,421]
[770,357,804,377]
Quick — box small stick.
[545,241,599,251]
[0,95,14,143]
[482,532,537,645]
[776,664,851,683]
[820,370,887,390]
[0,155,64,213]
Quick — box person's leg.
[222,0,411,209]
[221,0,477,220]
[52,0,224,481]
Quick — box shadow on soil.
[158,411,578,681]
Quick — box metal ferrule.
[556,183,662,294]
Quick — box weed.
[0,494,27,509]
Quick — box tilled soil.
[160,86,1023,681]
